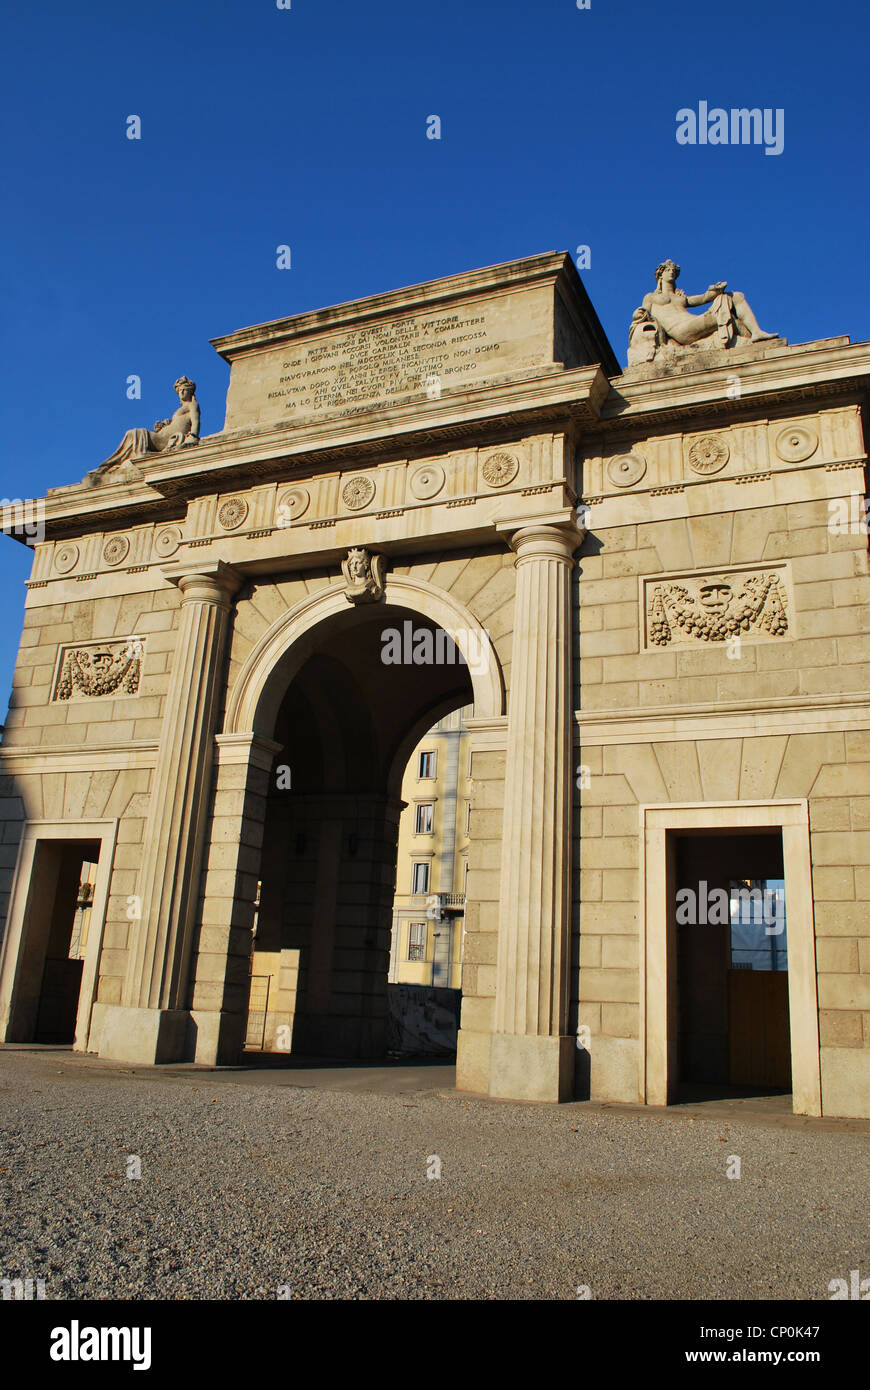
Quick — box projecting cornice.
[602,336,870,430]
[211,251,617,369]
[26,364,610,535]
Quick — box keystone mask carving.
[341,547,386,604]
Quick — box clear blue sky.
[1,0,867,707]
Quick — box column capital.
[161,559,243,608]
[495,511,586,563]
[214,732,283,772]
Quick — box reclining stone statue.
[85,377,200,484]
[627,260,776,365]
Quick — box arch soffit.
[224,573,506,737]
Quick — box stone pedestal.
[488,1034,576,1103]
[111,561,241,1064]
[89,1003,190,1065]
[488,517,582,1101]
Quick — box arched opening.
[241,601,477,1060]
[386,703,473,1057]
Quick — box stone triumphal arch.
[1,252,869,1113]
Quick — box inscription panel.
[223,284,560,431]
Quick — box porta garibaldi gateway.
[1,251,869,1116]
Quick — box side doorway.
[673,831,790,1098]
[0,820,118,1051]
[642,801,821,1115]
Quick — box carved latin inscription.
[646,571,789,647]
[54,639,145,701]
[264,311,498,421]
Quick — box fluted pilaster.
[488,517,582,1100]
[124,561,241,1012]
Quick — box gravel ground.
[1,1050,867,1301]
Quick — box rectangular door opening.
[672,829,790,1102]
[17,840,100,1044]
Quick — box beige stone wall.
[813,727,870,1115]
[575,500,869,711]
[224,569,333,711]
[3,586,180,748]
[0,763,154,1008]
[0,580,176,1007]
[574,447,870,1112]
[191,753,270,1027]
[575,732,870,1103]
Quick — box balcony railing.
[437,893,465,912]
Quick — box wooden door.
[728,969,791,1088]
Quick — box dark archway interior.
[252,604,474,1058]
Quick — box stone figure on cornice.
[85,377,201,485]
[627,260,777,365]
[627,307,659,365]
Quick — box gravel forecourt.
[1,1050,868,1302]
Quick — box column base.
[89,1004,191,1064]
[190,1008,246,1065]
[488,1033,576,1103]
[455,1028,491,1094]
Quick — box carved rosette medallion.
[481,452,519,488]
[342,476,376,511]
[688,435,730,475]
[409,463,445,500]
[54,544,80,575]
[775,425,818,463]
[154,525,182,558]
[647,571,789,647]
[276,487,310,526]
[54,639,144,701]
[218,498,249,530]
[103,535,130,567]
[607,452,647,488]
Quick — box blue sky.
[0,0,867,706]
